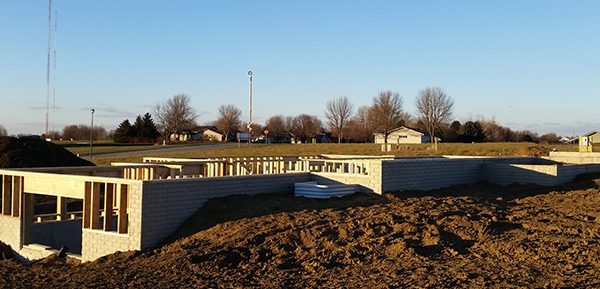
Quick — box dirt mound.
[1,181,600,288]
[0,136,93,168]
[0,242,12,260]
[514,145,552,157]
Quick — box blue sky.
[0,1,599,136]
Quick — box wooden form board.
[0,175,23,217]
[83,181,129,234]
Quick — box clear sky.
[0,1,599,136]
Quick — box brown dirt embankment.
[0,136,93,168]
[1,176,600,288]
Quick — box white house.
[582,131,600,144]
[373,126,436,144]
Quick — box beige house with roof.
[373,126,435,144]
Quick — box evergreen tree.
[113,119,134,143]
[458,121,485,143]
[141,113,160,140]
[133,115,144,138]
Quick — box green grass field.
[66,144,161,156]
[90,142,579,166]
[57,141,213,157]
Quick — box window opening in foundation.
[26,194,84,255]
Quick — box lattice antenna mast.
[52,9,58,133]
[45,0,52,136]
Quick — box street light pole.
[90,108,95,159]
[247,70,253,145]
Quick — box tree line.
[143,89,563,145]
[34,88,565,144]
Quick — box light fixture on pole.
[90,108,95,159]
[247,70,253,145]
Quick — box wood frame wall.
[83,181,129,234]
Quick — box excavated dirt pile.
[1,177,600,288]
[0,136,93,168]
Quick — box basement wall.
[139,172,312,248]
[81,181,144,262]
[0,215,21,252]
[311,160,383,193]
[380,157,550,192]
[30,219,82,253]
[546,152,600,164]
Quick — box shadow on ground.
[164,172,600,246]
[163,192,389,244]
[394,172,600,201]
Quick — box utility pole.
[90,108,95,159]
[247,70,253,145]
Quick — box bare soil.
[0,136,93,168]
[1,176,600,288]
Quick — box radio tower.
[44,0,58,137]
[52,10,58,133]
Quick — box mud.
[1,176,599,288]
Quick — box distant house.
[559,136,579,144]
[199,127,224,142]
[266,133,293,144]
[169,131,192,142]
[169,126,225,143]
[582,131,600,144]
[290,132,330,144]
[373,126,437,144]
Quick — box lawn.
[90,142,579,166]
[58,141,211,157]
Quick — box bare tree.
[62,124,108,140]
[0,125,7,136]
[369,91,403,144]
[264,115,287,140]
[215,104,242,141]
[345,105,373,142]
[325,96,354,143]
[290,114,322,143]
[415,87,454,150]
[154,94,197,141]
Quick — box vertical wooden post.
[0,175,3,215]
[2,175,13,216]
[22,193,34,244]
[117,184,128,234]
[104,183,114,231]
[90,182,101,229]
[12,176,22,217]
[83,182,91,228]
[56,196,67,221]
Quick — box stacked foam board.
[294,181,358,199]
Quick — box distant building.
[373,126,437,144]
[199,127,224,142]
[559,136,579,144]
[169,126,225,143]
[267,133,293,144]
[582,131,600,144]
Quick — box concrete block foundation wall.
[557,164,600,184]
[82,230,133,261]
[0,215,21,252]
[139,172,312,249]
[4,155,600,263]
[482,164,561,186]
[30,219,82,253]
[547,152,600,164]
[481,163,600,186]
[311,160,383,193]
[380,157,567,192]
[81,182,143,262]
[381,158,485,192]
